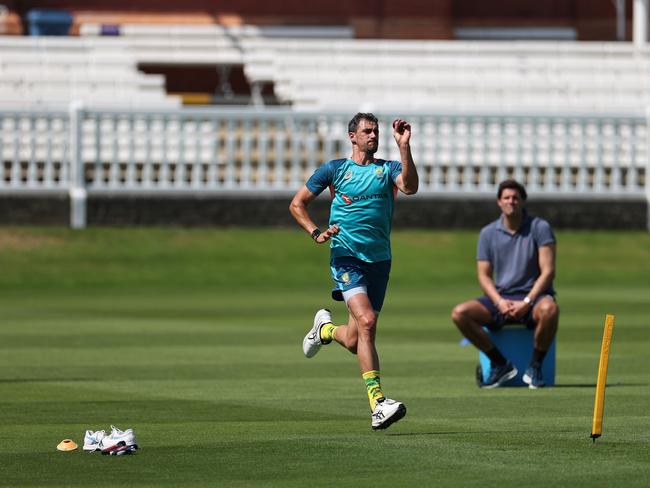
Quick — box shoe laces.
[86,430,105,442]
[110,425,126,435]
[109,425,134,439]
[372,397,388,411]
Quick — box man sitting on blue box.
[451,179,559,389]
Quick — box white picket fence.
[0,104,648,228]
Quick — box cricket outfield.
[0,228,648,487]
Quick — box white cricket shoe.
[83,430,106,452]
[302,309,332,358]
[99,425,137,450]
[371,398,407,430]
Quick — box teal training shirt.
[306,158,402,263]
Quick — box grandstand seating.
[0,23,355,109]
[240,38,650,112]
[1,15,650,113]
[0,36,181,108]
[82,25,650,112]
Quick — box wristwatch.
[310,228,322,241]
[523,296,532,305]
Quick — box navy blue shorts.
[330,256,391,312]
[477,293,555,331]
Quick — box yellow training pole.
[591,314,615,442]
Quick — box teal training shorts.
[330,256,391,312]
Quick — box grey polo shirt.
[477,212,555,295]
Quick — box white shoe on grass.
[371,398,407,430]
[99,425,137,450]
[83,430,105,452]
[523,364,545,389]
[302,309,332,358]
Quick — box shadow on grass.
[386,430,538,436]
[0,398,360,425]
[0,378,96,383]
[553,382,647,388]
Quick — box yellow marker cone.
[591,314,615,442]
[57,439,78,451]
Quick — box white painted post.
[633,0,648,48]
[68,100,87,229]
[646,107,650,231]
[616,0,626,41]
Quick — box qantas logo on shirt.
[340,192,388,204]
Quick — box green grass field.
[0,228,648,487]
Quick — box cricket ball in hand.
[393,119,404,134]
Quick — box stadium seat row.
[239,38,650,112]
[4,25,650,112]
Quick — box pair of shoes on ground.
[480,361,545,389]
[303,309,407,430]
[83,425,138,453]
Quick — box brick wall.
[10,0,625,40]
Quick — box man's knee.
[451,304,463,324]
[356,312,377,339]
[537,299,559,322]
[451,302,472,326]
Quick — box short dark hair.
[348,112,378,133]
[497,179,527,200]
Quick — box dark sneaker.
[475,364,484,388]
[523,364,545,389]
[481,361,518,389]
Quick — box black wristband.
[310,228,322,241]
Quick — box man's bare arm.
[289,186,339,244]
[392,118,418,195]
[477,260,512,316]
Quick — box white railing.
[0,105,647,228]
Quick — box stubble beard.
[365,144,378,156]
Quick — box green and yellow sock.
[319,323,337,344]
[362,370,385,410]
